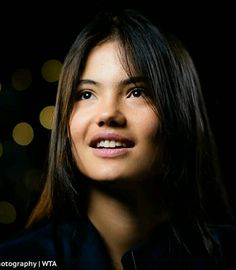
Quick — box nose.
[96,100,126,127]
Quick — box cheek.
[69,115,80,144]
[136,112,160,142]
[138,115,161,176]
[69,117,81,162]
[136,111,160,169]
[69,114,88,168]
[69,110,89,143]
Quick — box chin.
[88,174,126,182]
[86,172,143,183]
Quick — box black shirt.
[0,217,235,269]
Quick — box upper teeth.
[96,140,126,148]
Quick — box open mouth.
[90,139,134,149]
[91,139,134,158]
[95,140,131,148]
[89,134,135,157]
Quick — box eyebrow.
[77,79,98,86]
[120,76,147,86]
[77,76,147,87]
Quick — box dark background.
[0,1,235,242]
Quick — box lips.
[89,133,135,149]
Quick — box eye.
[77,91,96,100]
[127,88,145,98]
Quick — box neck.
[86,180,169,270]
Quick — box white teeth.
[96,140,126,148]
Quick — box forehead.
[84,40,120,68]
[81,39,138,82]
[80,40,128,82]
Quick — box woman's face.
[69,40,160,182]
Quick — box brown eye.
[78,91,96,100]
[128,88,144,98]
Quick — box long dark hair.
[27,8,233,254]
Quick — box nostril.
[98,119,121,127]
[98,120,105,127]
[109,120,121,127]
[97,116,126,127]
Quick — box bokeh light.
[11,68,32,91]
[41,59,62,82]
[39,105,55,130]
[12,122,34,146]
[0,201,17,224]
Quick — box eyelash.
[127,88,145,98]
[76,90,95,100]
[76,87,145,101]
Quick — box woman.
[0,9,235,270]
